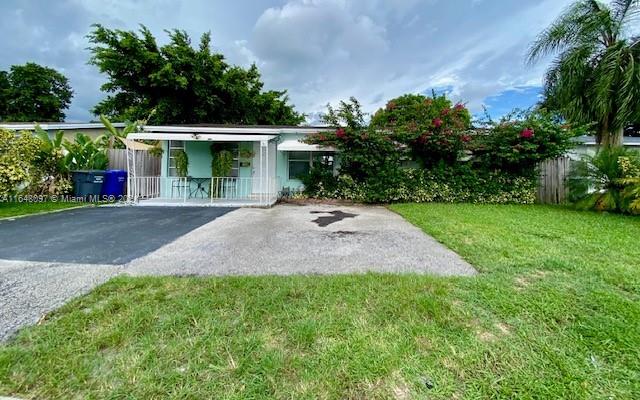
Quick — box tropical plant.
[32,125,72,195]
[0,63,73,122]
[62,134,109,171]
[370,93,472,166]
[174,149,189,177]
[87,25,304,125]
[99,112,163,156]
[528,0,640,146]
[306,98,402,198]
[0,129,40,196]
[471,109,581,174]
[568,146,640,213]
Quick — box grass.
[0,204,639,399]
[0,201,84,219]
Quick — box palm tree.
[528,0,640,147]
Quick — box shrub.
[0,129,40,196]
[471,110,579,174]
[370,93,472,166]
[305,97,403,201]
[305,162,536,204]
[32,126,72,195]
[568,146,640,214]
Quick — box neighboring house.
[570,135,640,158]
[0,122,125,140]
[126,125,335,206]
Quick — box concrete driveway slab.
[127,204,476,277]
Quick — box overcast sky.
[0,0,575,122]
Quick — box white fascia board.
[142,125,333,134]
[128,132,278,142]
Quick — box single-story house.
[126,125,336,207]
[0,122,125,140]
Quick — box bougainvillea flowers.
[520,128,534,138]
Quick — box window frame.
[287,151,334,180]
[168,140,186,177]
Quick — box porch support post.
[125,143,131,202]
[260,140,266,205]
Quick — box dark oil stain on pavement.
[310,210,358,227]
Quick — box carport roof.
[128,124,333,142]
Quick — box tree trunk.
[602,126,624,147]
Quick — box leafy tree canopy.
[528,0,640,146]
[0,63,73,122]
[87,24,304,125]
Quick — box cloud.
[1,0,575,121]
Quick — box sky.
[0,0,574,123]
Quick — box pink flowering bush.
[370,93,472,166]
[471,110,581,173]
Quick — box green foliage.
[306,164,536,204]
[99,112,163,156]
[87,25,304,125]
[0,129,40,196]
[471,109,580,173]
[174,149,189,177]
[0,63,73,122]
[303,98,563,204]
[32,125,72,195]
[568,146,640,213]
[528,0,640,146]
[370,93,472,166]
[62,134,109,171]
[210,145,234,177]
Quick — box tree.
[87,24,304,125]
[0,71,9,119]
[528,0,640,147]
[0,63,73,122]
[370,93,472,166]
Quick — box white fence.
[128,176,280,206]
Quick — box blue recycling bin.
[101,170,128,197]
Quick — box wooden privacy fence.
[537,156,571,204]
[107,149,161,176]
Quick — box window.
[168,140,185,177]
[288,151,334,180]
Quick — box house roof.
[574,135,640,146]
[0,122,125,130]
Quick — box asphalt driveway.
[0,207,234,264]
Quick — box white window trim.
[168,140,186,177]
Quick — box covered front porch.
[125,126,279,207]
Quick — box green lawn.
[1,204,639,399]
[0,201,84,219]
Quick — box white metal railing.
[127,176,280,206]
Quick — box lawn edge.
[0,204,92,221]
